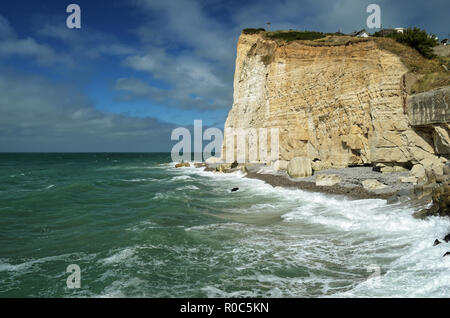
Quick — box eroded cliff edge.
[221,33,449,172]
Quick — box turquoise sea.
[0,153,449,297]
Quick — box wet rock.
[387,189,414,204]
[413,205,438,219]
[413,183,436,200]
[412,159,450,218]
[231,188,239,192]
[445,234,450,242]
[443,252,450,257]
[434,239,442,246]
[175,162,190,168]
[216,163,231,173]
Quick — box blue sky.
[0,0,448,151]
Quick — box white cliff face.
[222,33,446,169]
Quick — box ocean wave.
[152,192,170,200]
[0,252,95,273]
[170,175,193,181]
[118,178,158,183]
[176,185,199,191]
[99,248,136,266]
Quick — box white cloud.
[120,49,231,109]
[0,71,177,152]
[0,15,73,67]
[0,15,16,39]
[133,0,234,61]
[118,0,236,110]
[37,23,137,59]
[115,77,167,101]
[0,37,73,67]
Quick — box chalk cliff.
[221,33,450,170]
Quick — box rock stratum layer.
[221,33,450,169]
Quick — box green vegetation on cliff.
[241,29,325,42]
[374,37,449,94]
[374,27,439,59]
[242,28,266,35]
[372,27,448,93]
[265,30,326,42]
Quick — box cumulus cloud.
[37,23,137,59]
[0,71,177,152]
[117,0,236,110]
[0,15,16,39]
[132,0,235,61]
[0,15,73,67]
[115,77,168,101]
[119,48,230,109]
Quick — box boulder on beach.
[398,176,418,184]
[272,160,289,171]
[315,174,341,186]
[362,179,388,190]
[434,239,441,246]
[287,157,312,178]
[231,160,239,169]
[376,163,408,173]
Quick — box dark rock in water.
[434,239,442,246]
[443,252,450,257]
[231,187,239,192]
[413,203,439,219]
[444,234,450,242]
[231,161,239,169]
[387,189,413,204]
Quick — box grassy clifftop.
[374,37,450,94]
